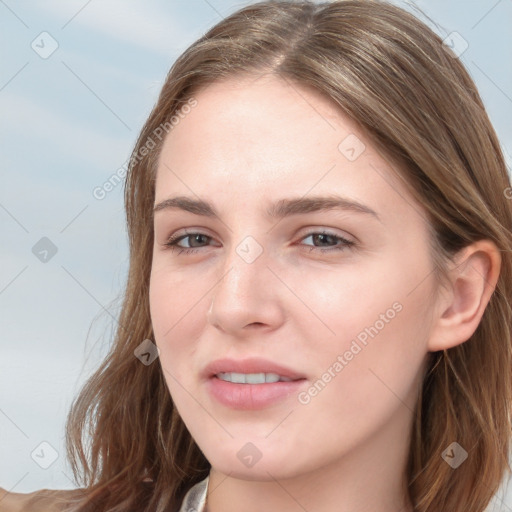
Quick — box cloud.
[0,90,132,173]
[41,0,195,55]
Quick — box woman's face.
[149,74,437,481]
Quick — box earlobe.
[427,240,501,352]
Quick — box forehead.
[154,74,421,225]
[160,74,360,173]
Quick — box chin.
[200,437,312,481]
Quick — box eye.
[163,229,355,255]
[299,231,355,253]
[163,230,215,255]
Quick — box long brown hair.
[64,1,512,510]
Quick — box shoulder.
[1,476,209,512]
[0,486,86,512]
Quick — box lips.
[202,357,307,410]
[202,357,306,381]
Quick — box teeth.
[247,372,268,384]
[217,372,294,384]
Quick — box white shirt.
[178,475,209,512]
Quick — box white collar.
[178,474,209,512]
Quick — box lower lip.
[206,376,307,410]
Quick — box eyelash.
[163,229,356,255]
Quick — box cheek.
[149,264,206,376]
[150,259,196,334]
[300,256,433,426]
[288,256,411,348]
[300,243,432,366]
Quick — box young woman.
[1,1,511,511]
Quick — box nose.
[206,240,286,335]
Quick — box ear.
[427,239,502,352]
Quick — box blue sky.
[1,0,511,504]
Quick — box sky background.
[1,0,511,507]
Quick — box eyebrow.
[153,195,381,223]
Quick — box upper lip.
[203,357,306,380]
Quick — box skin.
[149,73,501,512]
